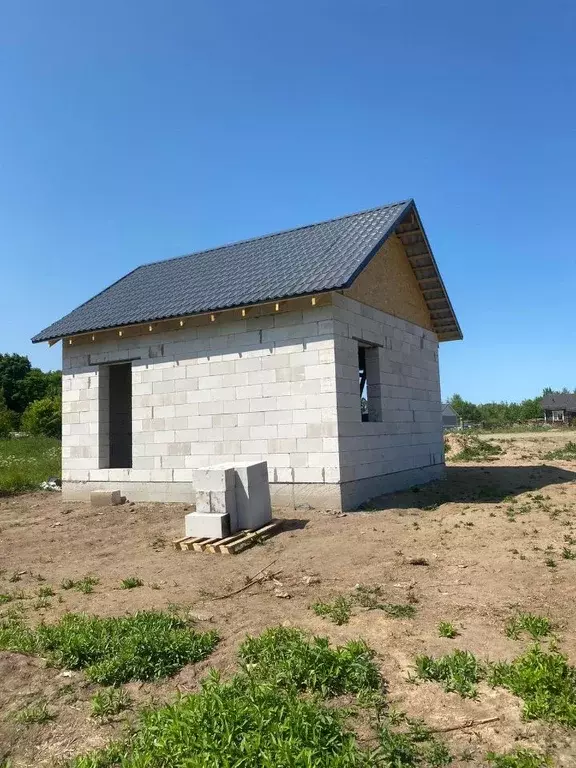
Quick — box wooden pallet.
[173,519,281,555]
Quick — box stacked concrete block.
[185,461,271,538]
[185,465,236,539]
[234,460,272,529]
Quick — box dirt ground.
[2,430,576,766]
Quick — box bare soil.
[2,430,576,765]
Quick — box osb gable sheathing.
[344,235,433,331]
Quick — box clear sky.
[1,0,575,403]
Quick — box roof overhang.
[391,202,462,341]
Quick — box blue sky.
[1,0,575,403]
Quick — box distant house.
[442,402,460,428]
[541,393,576,423]
[32,199,462,510]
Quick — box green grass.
[0,610,218,685]
[414,649,485,698]
[71,672,367,768]
[486,749,552,767]
[543,440,576,460]
[312,596,352,625]
[120,577,144,590]
[505,614,554,641]
[382,603,417,618]
[438,621,458,639]
[0,437,61,495]
[91,688,131,720]
[37,585,55,598]
[14,700,55,725]
[490,645,576,726]
[238,626,380,697]
[67,627,454,768]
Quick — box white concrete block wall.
[332,293,443,490]
[61,303,341,500]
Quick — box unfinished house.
[32,199,462,510]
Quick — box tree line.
[448,388,566,427]
[0,353,61,438]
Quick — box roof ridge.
[140,199,412,270]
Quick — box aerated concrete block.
[185,512,230,539]
[234,460,272,530]
[90,490,121,507]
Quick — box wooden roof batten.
[394,208,462,342]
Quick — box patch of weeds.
[354,583,384,609]
[8,572,22,583]
[543,441,576,460]
[383,603,417,618]
[438,621,458,639]
[75,575,99,594]
[375,718,452,767]
[486,749,552,767]
[544,558,557,569]
[1,610,218,685]
[14,700,55,725]
[91,688,131,721]
[451,433,504,462]
[505,614,554,641]
[37,585,55,597]
[562,547,576,559]
[490,644,576,726]
[0,614,38,654]
[70,671,366,768]
[33,597,51,610]
[239,626,380,696]
[120,577,144,590]
[61,578,76,590]
[0,593,13,604]
[312,596,352,625]
[414,649,485,698]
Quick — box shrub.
[238,626,380,697]
[21,397,61,438]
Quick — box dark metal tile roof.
[541,393,576,410]
[32,199,462,343]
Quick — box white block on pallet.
[234,460,272,530]
[185,512,230,539]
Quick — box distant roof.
[442,403,459,417]
[541,393,576,410]
[32,199,462,343]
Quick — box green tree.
[0,391,13,437]
[0,353,31,412]
[12,368,61,411]
[448,394,481,423]
[21,397,61,438]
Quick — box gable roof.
[541,393,576,410]
[442,403,459,417]
[32,199,462,343]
